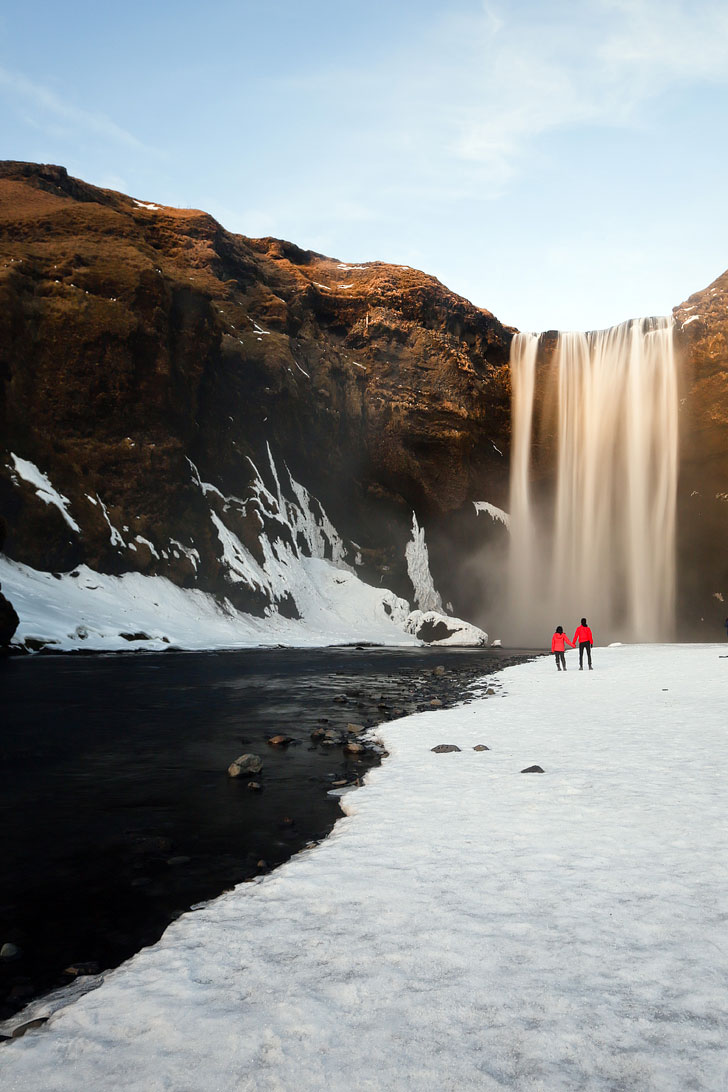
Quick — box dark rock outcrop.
[0,584,19,646]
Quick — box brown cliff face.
[674,275,728,636]
[0,162,513,619]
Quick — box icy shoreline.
[3,645,727,1090]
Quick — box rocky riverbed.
[0,645,536,1022]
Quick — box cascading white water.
[507,317,678,644]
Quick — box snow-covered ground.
[0,555,416,651]
[4,645,728,1090]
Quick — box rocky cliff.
[0,162,513,647]
[3,161,725,648]
[674,277,728,637]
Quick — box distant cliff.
[0,161,514,642]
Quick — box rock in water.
[227,754,263,777]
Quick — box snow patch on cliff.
[474,500,510,529]
[8,455,80,533]
[404,513,443,612]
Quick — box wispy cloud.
[434,0,728,186]
[277,0,728,208]
[0,65,155,153]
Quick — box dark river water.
[0,645,536,1019]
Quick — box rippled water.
[0,645,534,1016]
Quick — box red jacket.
[573,625,593,646]
[551,631,574,652]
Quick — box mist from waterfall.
[507,318,679,644]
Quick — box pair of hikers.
[551,619,593,672]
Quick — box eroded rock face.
[0,161,514,624]
[674,274,728,637]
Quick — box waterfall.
[507,318,678,644]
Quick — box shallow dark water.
[0,645,535,1017]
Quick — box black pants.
[579,641,592,668]
[555,651,566,670]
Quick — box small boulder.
[228,754,263,777]
[268,734,293,746]
[430,698,443,708]
[12,1017,48,1038]
[431,744,461,753]
[1,942,22,961]
[248,781,263,792]
[344,741,364,754]
[486,687,496,696]
[64,961,100,977]
[346,723,365,734]
[473,745,490,752]
[521,765,544,773]
[433,665,446,676]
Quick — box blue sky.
[2,0,728,331]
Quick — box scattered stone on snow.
[473,745,490,751]
[521,765,544,773]
[431,744,461,753]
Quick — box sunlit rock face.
[0,161,513,632]
[674,273,728,638]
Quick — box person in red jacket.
[551,626,574,671]
[573,617,594,670]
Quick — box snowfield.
[0,555,417,651]
[3,645,728,1090]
